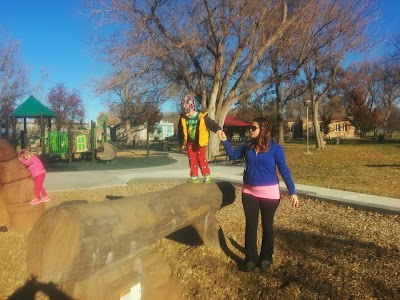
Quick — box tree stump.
[0,139,46,231]
[0,181,9,228]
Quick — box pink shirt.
[19,156,46,178]
[242,183,280,200]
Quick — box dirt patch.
[1,184,399,299]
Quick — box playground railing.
[46,132,69,157]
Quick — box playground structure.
[0,139,46,232]
[14,120,117,163]
[26,181,235,300]
[38,121,117,162]
[7,95,117,163]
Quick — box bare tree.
[268,47,308,143]
[85,0,378,154]
[94,59,164,145]
[345,57,400,138]
[388,34,400,62]
[386,105,400,134]
[47,83,86,131]
[95,67,141,145]
[299,0,379,149]
[0,37,28,133]
[342,85,382,137]
[375,59,400,135]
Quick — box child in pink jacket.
[18,149,50,205]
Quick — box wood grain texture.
[27,182,235,283]
[0,139,44,230]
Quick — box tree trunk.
[277,103,285,144]
[208,133,221,159]
[312,101,325,150]
[146,119,150,157]
[125,119,133,145]
[209,103,225,159]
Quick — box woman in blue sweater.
[220,117,299,272]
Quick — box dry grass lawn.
[1,183,399,300]
[211,141,399,199]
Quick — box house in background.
[111,120,174,144]
[156,121,174,140]
[324,118,355,139]
[287,117,355,140]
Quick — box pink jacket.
[19,155,46,178]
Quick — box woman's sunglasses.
[249,126,259,131]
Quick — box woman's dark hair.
[248,117,271,152]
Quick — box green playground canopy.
[11,95,57,118]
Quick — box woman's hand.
[291,195,299,207]
[218,130,227,141]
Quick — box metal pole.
[306,105,309,153]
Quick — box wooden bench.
[211,154,244,166]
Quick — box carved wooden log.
[0,138,17,160]
[0,139,33,206]
[61,247,183,300]
[0,181,9,227]
[7,201,46,232]
[0,154,32,185]
[0,138,46,230]
[2,179,35,205]
[27,182,235,299]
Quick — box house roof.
[224,115,251,127]
[11,95,57,118]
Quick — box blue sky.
[1,0,106,123]
[1,0,399,123]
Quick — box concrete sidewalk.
[45,152,400,216]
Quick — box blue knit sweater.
[223,140,296,195]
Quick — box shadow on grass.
[44,154,176,173]
[7,276,73,300]
[166,225,203,247]
[198,223,400,298]
[366,164,400,168]
[165,226,246,269]
[273,227,400,299]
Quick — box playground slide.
[97,142,117,161]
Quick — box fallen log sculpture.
[0,139,46,231]
[27,181,235,300]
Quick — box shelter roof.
[11,95,57,118]
[224,115,251,127]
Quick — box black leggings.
[242,192,280,263]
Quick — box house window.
[335,124,340,132]
[343,124,347,131]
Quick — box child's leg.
[40,186,48,198]
[33,173,47,198]
[195,146,210,176]
[32,175,42,199]
[187,142,199,177]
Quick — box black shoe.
[259,259,272,270]
[244,261,256,272]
